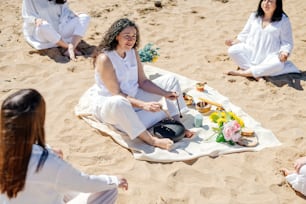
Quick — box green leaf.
[139,43,160,62]
[212,127,221,132]
[228,140,235,146]
[216,133,226,143]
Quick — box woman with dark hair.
[92,18,193,150]
[0,89,128,204]
[225,0,300,79]
[22,0,90,61]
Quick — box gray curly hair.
[93,18,140,64]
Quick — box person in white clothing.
[92,18,194,150]
[225,0,300,80]
[22,0,90,61]
[0,89,128,204]
[281,156,306,197]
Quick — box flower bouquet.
[209,111,245,145]
[139,43,160,63]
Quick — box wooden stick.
[176,98,183,118]
[198,97,224,110]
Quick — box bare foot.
[227,69,258,79]
[153,137,173,150]
[227,70,245,76]
[256,77,264,82]
[68,44,76,61]
[184,129,194,138]
[280,168,295,176]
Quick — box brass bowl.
[196,101,211,113]
[183,93,193,106]
[196,82,206,92]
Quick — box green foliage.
[139,43,160,63]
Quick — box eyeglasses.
[121,34,137,41]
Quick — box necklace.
[262,19,271,28]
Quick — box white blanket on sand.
[75,65,281,162]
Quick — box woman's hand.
[225,39,240,46]
[35,18,43,26]
[117,176,128,190]
[143,101,162,112]
[164,91,178,101]
[294,156,306,173]
[279,52,289,62]
[52,148,64,159]
[225,39,234,46]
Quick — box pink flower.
[222,120,241,142]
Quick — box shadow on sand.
[28,40,96,63]
[265,71,306,91]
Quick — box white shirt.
[237,13,293,65]
[22,0,76,49]
[95,49,139,97]
[0,145,119,204]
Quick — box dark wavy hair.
[256,0,287,22]
[48,0,66,4]
[0,89,48,199]
[93,18,140,65]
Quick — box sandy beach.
[1,0,306,203]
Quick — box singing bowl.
[196,101,211,113]
[196,82,206,92]
[183,93,194,106]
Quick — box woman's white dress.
[93,49,187,139]
[228,13,300,77]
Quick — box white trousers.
[34,13,90,46]
[66,188,118,204]
[228,43,284,78]
[286,165,306,196]
[95,75,187,140]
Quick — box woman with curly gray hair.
[92,18,193,150]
